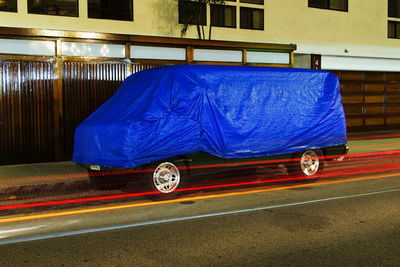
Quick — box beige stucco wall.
[0,0,399,55]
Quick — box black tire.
[285,149,324,179]
[143,159,188,200]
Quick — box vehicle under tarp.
[73,65,347,168]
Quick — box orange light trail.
[0,148,399,207]
[0,169,399,224]
[1,149,400,186]
[0,156,399,211]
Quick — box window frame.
[0,0,17,12]
[87,0,134,21]
[240,0,264,5]
[388,20,400,39]
[27,0,79,17]
[240,6,264,30]
[178,0,207,26]
[211,4,237,28]
[388,0,400,18]
[308,0,348,12]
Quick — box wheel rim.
[153,162,180,193]
[300,150,320,176]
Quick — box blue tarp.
[73,65,347,168]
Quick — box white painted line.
[0,188,399,245]
[0,225,45,239]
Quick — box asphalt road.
[0,170,399,266]
[0,132,399,266]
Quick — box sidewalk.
[0,161,88,195]
[0,131,399,190]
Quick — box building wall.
[0,28,295,165]
[0,0,399,164]
[0,0,398,57]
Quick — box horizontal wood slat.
[2,64,399,164]
[332,70,400,132]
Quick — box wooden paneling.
[132,63,163,73]
[387,105,400,113]
[341,71,363,81]
[0,26,296,165]
[387,117,400,124]
[0,60,55,164]
[342,95,363,103]
[62,62,127,156]
[0,58,163,164]
[364,105,384,114]
[365,117,385,126]
[365,83,384,92]
[334,70,400,131]
[346,118,363,127]
[364,72,385,82]
[62,61,162,157]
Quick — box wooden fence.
[0,27,295,164]
[331,70,400,132]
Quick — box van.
[73,65,348,196]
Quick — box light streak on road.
[0,158,398,211]
[0,225,45,239]
[0,170,399,224]
[1,187,400,245]
[1,149,400,185]
[0,149,399,213]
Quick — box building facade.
[0,0,399,164]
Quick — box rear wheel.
[145,159,188,199]
[286,149,324,178]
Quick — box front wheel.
[286,149,324,178]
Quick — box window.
[88,0,133,21]
[308,0,348,12]
[211,4,236,28]
[240,0,264,4]
[240,7,264,30]
[388,0,400,18]
[388,21,400,38]
[388,1,400,39]
[0,0,17,12]
[28,0,78,17]
[179,0,206,25]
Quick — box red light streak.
[0,156,399,211]
[0,149,399,196]
[5,148,399,184]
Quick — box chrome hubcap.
[300,150,320,176]
[153,162,180,193]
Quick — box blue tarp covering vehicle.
[74,65,346,167]
[73,65,347,195]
